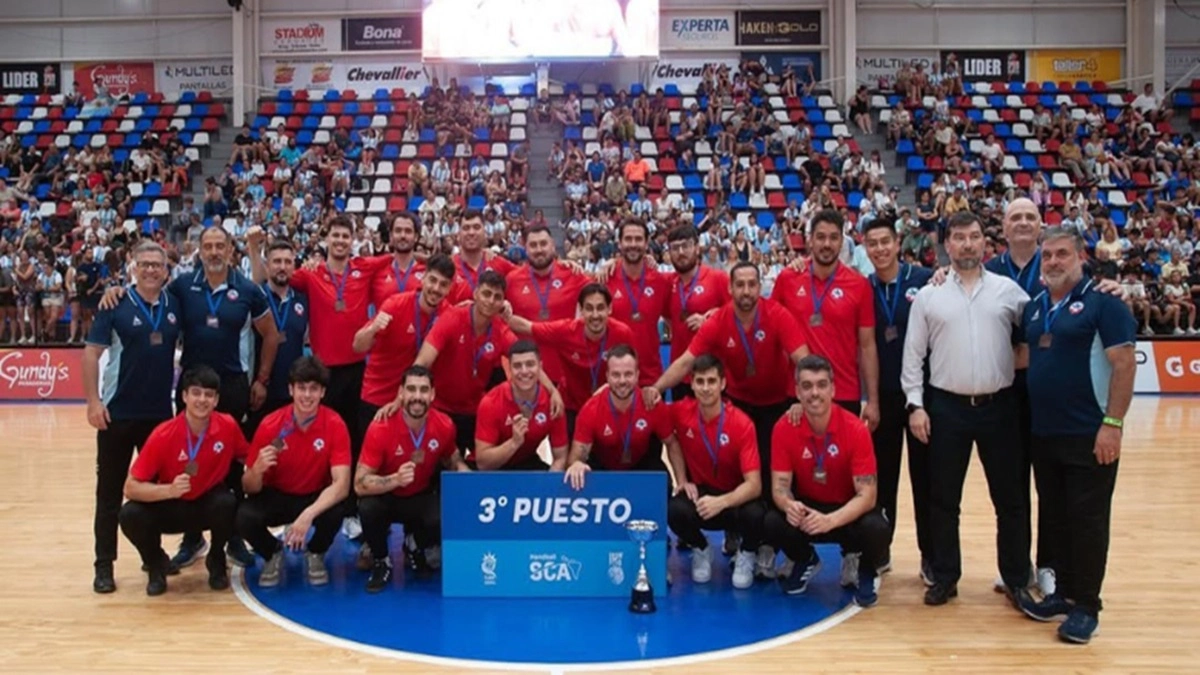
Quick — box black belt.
[931,386,1006,407]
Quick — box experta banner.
[0,62,60,95]
[343,16,421,51]
[942,49,1026,83]
[0,348,86,400]
[441,472,668,598]
[736,10,821,47]
[157,59,233,96]
[75,62,156,99]
[1166,47,1200,86]
[648,56,741,91]
[855,51,937,88]
[742,51,823,82]
[660,11,735,50]
[261,18,340,54]
[1029,49,1121,84]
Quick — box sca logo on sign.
[529,553,582,582]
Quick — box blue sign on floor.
[442,472,668,598]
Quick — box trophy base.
[629,586,656,614]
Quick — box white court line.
[232,571,862,673]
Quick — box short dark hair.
[618,217,649,241]
[327,215,354,235]
[667,224,699,243]
[390,211,419,231]
[692,354,725,378]
[266,240,295,256]
[946,211,983,233]
[578,283,612,307]
[605,343,638,364]
[861,218,898,241]
[810,209,844,234]
[524,225,553,241]
[1042,226,1084,251]
[401,365,433,387]
[795,354,833,380]
[729,261,759,281]
[424,253,456,281]
[200,225,232,245]
[509,339,540,360]
[288,355,330,386]
[461,208,484,223]
[179,365,220,392]
[478,269,506,291]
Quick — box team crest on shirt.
[552,279,563,289]
[213,441,225,454]
[295,303,305,316]
[415,271,425,280]
[695,285,705,295]
[831,288,844,300]
[905,287,919,302]
[635,419,648,431]
[313,439,325,451]
[828,444,839,457]
[754,330,766,341]
[644,287,654,297]
[167,312,177,324]
[351,269,363,279]
[1069,301,1085,315]
[226,289,239,301]
[535,412,547,425]
[718,433,730,445]
[429,439,439,451]
[484,343,495,352]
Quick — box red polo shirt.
[360,408,459,497]
[665,265,731,362]
[605,263,671,385]
[669,399,759,493]
[360,290,446,407]
[247,405,351,495]
[506,261,591,391]
[421,303,517,414]
[573,389,672,469]
[129,412,248,501]
[475,382,567,468]
[292,254,392,367]
[530,318,636,411]
[771,404,876,505]
[686,299,806,406]
[370,256,426,307]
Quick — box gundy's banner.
[1029,49,1122,84]
[441,471,668,598]
[0,348,86,400]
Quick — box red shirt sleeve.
[687,312,719,357]
[496,322,518,353]
[855,276,876,328]
[129,423,170,482]
[423,305,459,353]
[359,421,387,471]
[770,418,795,473]
[549,408,568,448]
[220,414,250,461]
[572,397,598,446]
[327,414,352,468]
[291,266,312,293]
[530,318,571,345]
[769,267,794,301]
[772,301,807,356]
[651,402,673,441]
[736,414,761,475]
[849,421,878,477]
[474,392,503,445]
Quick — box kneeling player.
[665,355,766,589]
[564,344,675,490]
[237,357,352,588]
[356,366,468,592]
[766,355,887,607]
[118,366,248,595]
[474,340,568,470]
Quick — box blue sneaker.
[854,570,879,608]
[169,536,208,569]
[1058,609,1099,644]
[1020,593,1073,622]
[779,552,821,595]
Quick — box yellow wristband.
[1102,416,1123,429]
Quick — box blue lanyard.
[204,285,224,318]
[697,404,726,468]
[263,285,292,334]
[326,261,350,304]
[607,390,635,460]
[185,424,208,463]
[128,288,164,333]
[512,382,541,415]
[407,420,427,452]
[808,264,838,316]
[678,269,700,316]
[393,258,416,293]
[871,264,908,327]
[1005,251,1042,295]
[471,307,493,375]
[1041,280,1092,337]
[733,307,760,372]
[279,409,316,440]
[529,267,553,317]
[589,329,609,390]
[414,294,438,345]
[813,433,832,471]
[620,266,646,317]
[458,258,481,291]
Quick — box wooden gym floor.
[1,396,1198,673]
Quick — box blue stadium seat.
[916,173,934,190]
[1005,139,1023,154]
[756,211,775,229]
[131,200,151,217]
[786,192,806,206]
[728,193,748,210]
[847,191,864,209]
[1009,82,1026,94]
[179,91,197,104]
[630,83,644,96]
[895,139,915,155]
[664,84,680,97]
[323,90,340,102]
[906,156,927,172]
[344,102,359,115]
[782,174,803,190]
[682,175,703,191]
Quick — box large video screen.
[423,0,659,61]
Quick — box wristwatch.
[906,403,922,414]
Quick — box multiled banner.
[441,471,668,598]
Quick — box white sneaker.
[691,544,714,584]
[840,552,861,588]
[732,550,756,589]
[1173,327,1186,335]
[341,516,362,540]
[1038,567,1057,596]
[755,545,777,579]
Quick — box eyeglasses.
[136,261,166,270]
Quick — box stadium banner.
[660,11,736,50]
[735,10,822,47]
[262,58,428,93]
[1029,49,1122,84]
[648,55,741,90]
[0,348,86,401]
[741,51,823,82]
[157,59,233,96]
[343,16,421,51]
[1166,47,1200,86]
[941,49,1026,83]
[855,51,937,88]
[0,62,61,95]
[441,471,668,598]
[261,18,340,54]
[74,62,156,100]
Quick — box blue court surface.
[234,532,859,669]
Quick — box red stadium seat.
[387,196,407,211]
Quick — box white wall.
[857,0,1126,49]
[1165,0,1200,46]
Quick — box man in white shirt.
[1131,83,1163,116]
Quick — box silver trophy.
[625,519,658,613]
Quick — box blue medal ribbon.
[529,268,554,318]
[871,264,908,328]
[393,258,416,293]
[185,423,208,465]
[607,390,636,463]
[512,382,541,415]
[808,264,838,318]
[678,269,700,317]
[407,421,427,454]
[458,258,481,291]
[1005,250,1042,296]
[620,266,647,319]
[589,330,609,391]
[326,261,350,306]
[1041,280,1092,339]
[414,294,438,345]
[697,403,726,468]
[128,288,164,333]
[204,285,224,321]
[471,306,494,377]
[733,307,761,374]
[263,284,292,334]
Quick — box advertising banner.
[659,11,735,50]
[735,10,822,47]
[855,51,937,88]
[1029,49,1122,84]
[741,51,823,82]
[0,348,86,401]
[263,58,428,93]
[441,471,668,598]
[1166,47,1200,86]
[941,50,1026,83]
[157,59,233,96]
[343,16,421,51]
[261,18,340,54]
[0,62,61,95]
[74,62,156,99]
[648,56,741,91]
[1135,340,1200,394]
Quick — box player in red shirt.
[237,357,352,588]
[474,340,569,470]
[771,209,880,427]
[454,209,517,293]
[563,344,678,490]
[665,355,766,590]
[507,283,635,435]
[605,218,671,386]
[766,355,886,608]
[663,225,730,400]
[118,366,249,595]
[370,211,426,306]
[356,366,469,592]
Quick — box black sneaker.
[366,558,392,593]
[206,553,230,591]
[146,565,168,596]
[779,552,821,595]
[1020,592,1073,622]
[225,537,256,568]
[93,562,116,594]
[170,535,208,569]
[1005,584,1042,617]
[1058,608,1100,644]
[141,552,181,576]
[407,546,433,578]
[924,581,958,606]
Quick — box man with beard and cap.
[245,240,310,438]
[603,218,671,387]
[902,211,1036,611]
[370,212,426,306]
[356,366,469,591]
[474,340,569,470]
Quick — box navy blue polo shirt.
[257,284,309,402]
[86,288,182,421]
[168,268,269,377]
[1020,278,1137,437]
[870,264,933,393]
[986,250,1044,298]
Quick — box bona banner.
[942,49,1026,83]
[0,348,86,401]
[1029,49,1122,84]
[343,16,421,51]
[442,471,668,598]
